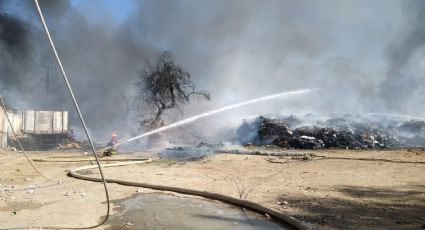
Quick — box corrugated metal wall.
[0,108,69,149]
[24,111,69,134]
[24,110,35,133]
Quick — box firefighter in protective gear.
[103,132,119,156]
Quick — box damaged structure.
[0,106,69,149]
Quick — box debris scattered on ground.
[7,147,17,151]
[58,135,95,150]
[7,132,100,151]
[160,143,219,160]
[122,221,134,228]
[277,200,289,206]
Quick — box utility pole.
[41,65,56,109]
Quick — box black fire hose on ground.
[33,157,148,163]
[67,160,311,230]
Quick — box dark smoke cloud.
[0,4,32,90]
[0,0,156,140]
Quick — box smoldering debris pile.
[236,115,425,149]
[159,142,220,160]
[58,136,93,150]
[7,132,95,151]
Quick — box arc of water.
[116,88,317,147]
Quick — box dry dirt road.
[0,149,424,229]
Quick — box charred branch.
[134,51,210,127]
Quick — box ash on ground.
[159,142,221,160]
[235,114,425,149]
[159,142,310,161]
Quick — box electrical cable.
[29,0,110,229]
[33,156,149,162]
[0,95,51,181]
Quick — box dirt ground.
[0,148,424,229]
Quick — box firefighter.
[103,132,119,156]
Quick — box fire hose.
[67,159,311,230]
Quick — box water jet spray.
[107,88,318,151]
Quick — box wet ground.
[106,193,286,230]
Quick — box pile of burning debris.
[236,115,425,149]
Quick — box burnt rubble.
[235,115,425,149]
[7,132,97,151]
[160,143,218,160]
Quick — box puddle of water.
[107,193,287,230]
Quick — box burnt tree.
[135,51,210,128]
